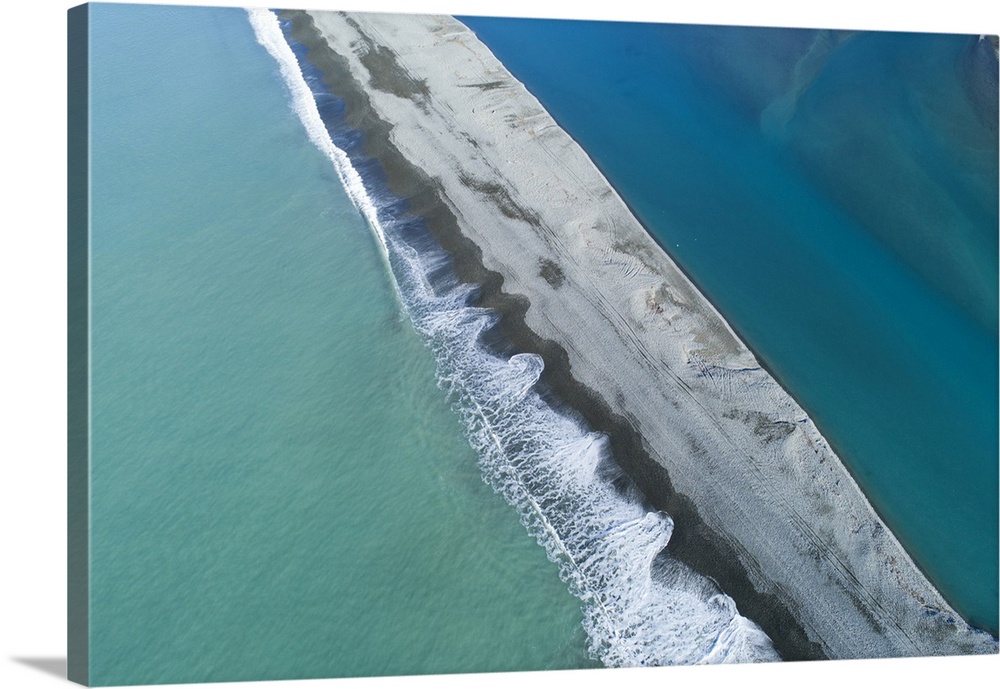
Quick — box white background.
[2,1,997,688]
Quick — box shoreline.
[507,75,989,638]
[279,13,821,661]
[284,9,997,660]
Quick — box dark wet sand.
[282,9,997,662]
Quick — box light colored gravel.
[305,9,997,659]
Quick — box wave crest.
[249,8,780,666]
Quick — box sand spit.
[288,10,997,660]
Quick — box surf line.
[247,7,780,666]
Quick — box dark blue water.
[459,16,999,634]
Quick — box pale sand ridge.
[292,10,997,660]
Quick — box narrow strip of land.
[288,9,996,660]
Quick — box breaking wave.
[248,7,779,666]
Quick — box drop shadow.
[12,657,67,680]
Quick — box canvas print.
[67,2,999,685]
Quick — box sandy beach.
[284,10,997,661]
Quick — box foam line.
[248,8,779,666]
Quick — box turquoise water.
[459,17,999,634]
[254,8,780,667]
[87,4,593,685]
[83,4,998,681]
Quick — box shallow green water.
[87,5,592,684]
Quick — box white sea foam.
[247,8,391,262]
[249,8,780,666]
